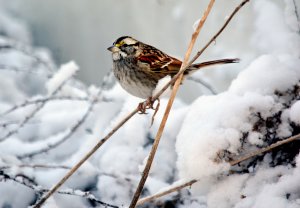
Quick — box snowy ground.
[0,0,299,208]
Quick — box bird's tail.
[187,58,240,74]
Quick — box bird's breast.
[112,61,158,99]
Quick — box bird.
[107,36,238,99]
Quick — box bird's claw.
[138,97,160,113]
[137,97,160,126]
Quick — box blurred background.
[1,0,262,101]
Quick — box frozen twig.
[32,108,139,208]
[19,73,113,158]
[0,78,70,142]
[292,0,300,34]
[0,95,110,117]
[129,1,216,207]
[0,164,70,170]
[188,0,250,65]
[0,171,118,208]
[0,39,55,73]
[230,133,300,166]
[19,98,97,158]
[137,179,197,206]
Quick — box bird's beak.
[107,46,120,52]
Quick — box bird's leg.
[137,97,159,114]
[150,98,160,126]
[138,102,148,114]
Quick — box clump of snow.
[46,61,79,95]
[192,18,201,32]
[289,101,300,124]
[152,75,171,97]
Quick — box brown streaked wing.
[138,53,182,76]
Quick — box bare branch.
[0,171,118,208]
[0,77,70,142]
[0,95,111,117]
[292,0,300,34]
[0,39,55,73]
[32,108,139,208]
[229,133,300,166]
[18,73,113,158]
[0,164,70,170]
[19,97,97,158]
[129,1,216,207]
[137,180,198,206]
[188,0,250,66]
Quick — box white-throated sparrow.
[107,36,238,99]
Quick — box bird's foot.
[137,97,160,126]
[138,97,157,114]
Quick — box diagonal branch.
[137,132,300,206]
[0,171,118,208]
[0,77,70,142]
[19,72,113,158]
[128,1,216,207]
[137,179,198,206]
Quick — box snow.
[152,75,171,98]
[289,101,300,124]
[193,18,201,32]
[0,0,299,208]
[46,61,79,95]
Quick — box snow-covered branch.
[0,170,118,208]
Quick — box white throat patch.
[112,51,127,61]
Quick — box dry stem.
[137,132,300,206]
[136,180,197,206]
[229,133,300,166]
[128,1,216,207]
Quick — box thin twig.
[0,95,110,117]
[129,1,216,207]
[0,164,70,170]
[19,73,113,158]
[188,0,250,66]
[32,108,139,208]
[19,97,97,158]
[150,0,248,102]
[0,77,70,142]
[137,180,197,206]
[230,133,300,166]
[0,39,55,73]
[292,0,300,34]
[0,171,118,208]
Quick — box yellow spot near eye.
[115,41,125,47]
